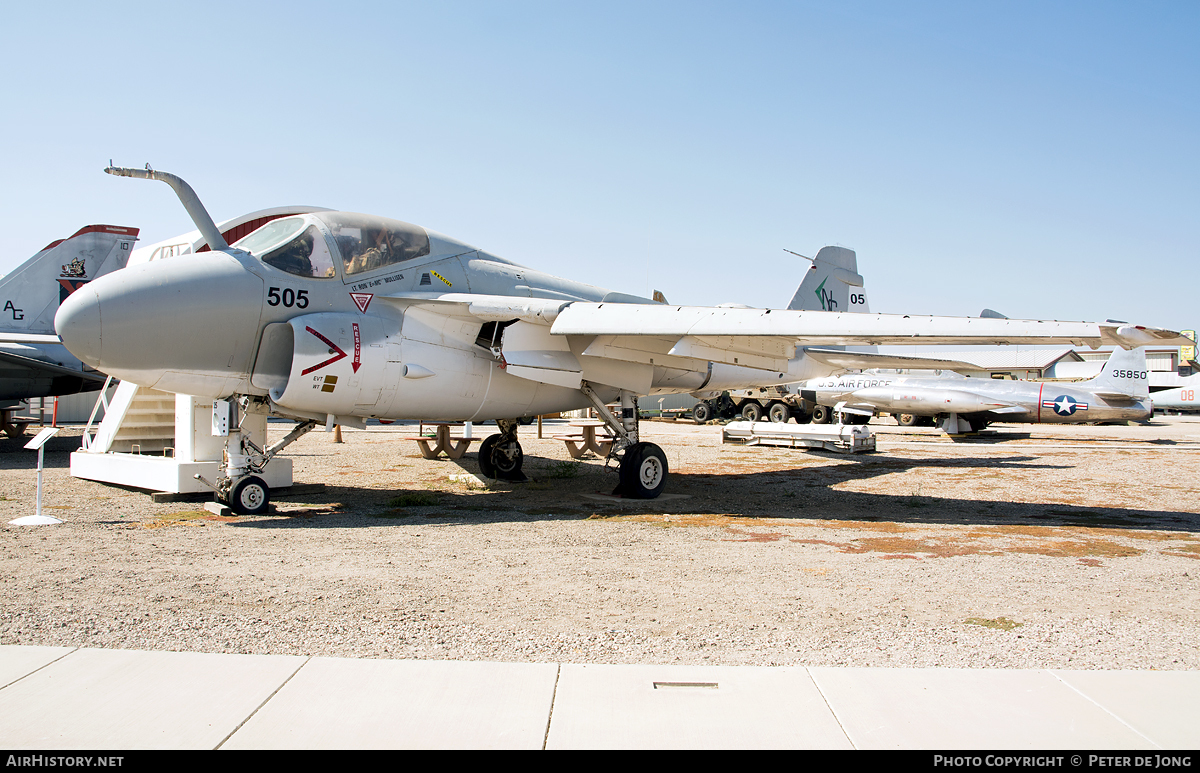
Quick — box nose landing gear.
[198,400,319,515]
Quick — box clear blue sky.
[2,1,1196,331]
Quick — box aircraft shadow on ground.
[4,434,1193,535]
[227,450,1200,535]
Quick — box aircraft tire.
[480,434,525,481]
[478,434,500,478]
[896,413,918,427]
[741,402,763,422]
[767,402,791,423]
[229,475,270,516]
[811,405,831,424]
[619,442,668,499]
[692,402,712,424]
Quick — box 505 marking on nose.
[267,287,309,309]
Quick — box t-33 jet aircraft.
[800,346,1154,433]
[53,166,1191,512]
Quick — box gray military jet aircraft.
[0,224,136,437]
[52,166,1190,511]
[800,346,1154,433]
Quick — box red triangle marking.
[350,292,373,313]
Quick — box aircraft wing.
[549,305,1186,371]
[385,294,1186,373]
[0,333,61,344]
[802,347,983,373]
[0,348,107,382]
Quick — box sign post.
[11,427,63,525]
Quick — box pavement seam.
[0,646,79,691]
[214,655,312,750]
[542,662,561,750]
[1048,669,1162,749]
[805,667,856,750]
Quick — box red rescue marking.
[352,323,361,373]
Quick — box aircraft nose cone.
[56,285,104,368]
[55,252,265,396]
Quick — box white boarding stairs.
[72,379,292,494]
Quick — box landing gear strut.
[479,418,527,481]
[198,398,318,515]
[581,382,669,499]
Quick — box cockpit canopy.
[232,212,431,280]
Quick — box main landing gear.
[477,386,669,498]
[581,382,668,499]
[478,418,527,481]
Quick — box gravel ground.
[2,415,1198,669]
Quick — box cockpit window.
[233,217,307,257]
[316,212,431,276]
[259,226,337,279]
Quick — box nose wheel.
[227,475,270,515]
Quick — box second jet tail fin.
[786,246,870,313]
[0,225,138,336]
[1081,347,1150,400]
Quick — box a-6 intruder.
[53,166,1190,512]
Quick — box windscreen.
[235,218,337,279]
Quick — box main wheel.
[619,442,668,499]
[228,475,269,515]
[767,401,791,423]
[740,402,763,422]
[479,434,525,480]
[692,402,712,424]
[811,405,832,424]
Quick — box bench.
[405,424,479,460]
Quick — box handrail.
[80,375,114,451]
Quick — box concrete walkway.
[0,645,1196,749]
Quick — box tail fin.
[0,225,138,335]
[1082,347,1150,400]
[787,246,870,313]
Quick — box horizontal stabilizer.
[1090,391,1141,402]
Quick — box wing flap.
[803,348,983,373]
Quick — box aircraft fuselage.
[801,373,1151,423]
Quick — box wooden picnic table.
[406,423,479,460]
[553,419,615,459]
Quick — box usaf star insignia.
[1042,395,1089,416]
